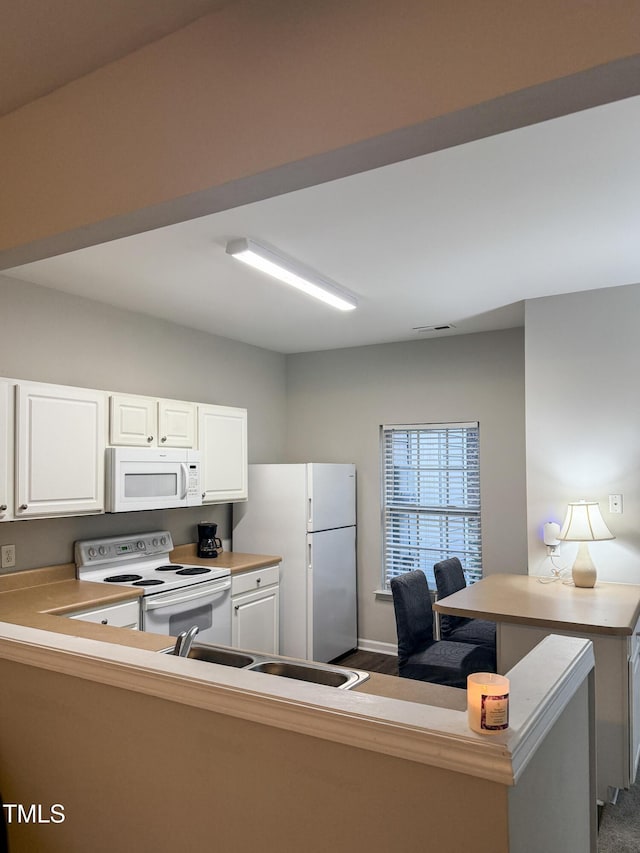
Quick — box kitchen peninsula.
[433,573,640,801]
[0,563,597,852]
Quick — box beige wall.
[285,328,527,646]
[1,0,635,625]
[0,635,596,853]
[0,656,509,853]
[1,1,640,267]
[525,282,640,581]
[0,274,286,568]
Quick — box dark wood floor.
[334,649,398,676]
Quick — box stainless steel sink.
[161,642,369,689]
[247,659,363,688]
[188,645,257,668]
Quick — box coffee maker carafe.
[197,522,223,558]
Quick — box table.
[433,573,640,801]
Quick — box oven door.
[142,578,231,645]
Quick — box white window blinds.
[381,422,482,589]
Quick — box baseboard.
[357,638,397,656]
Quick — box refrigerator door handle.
[308,541,312,569]
[308,497,312,526]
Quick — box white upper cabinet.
[0,380,13,521]
[109,394,156,446]
[3,377,248,521]
[15,381,106,518]
[110,394,196,448]
[198,405,248,503]
[158,399,196,448]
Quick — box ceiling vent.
[412,324,456,333]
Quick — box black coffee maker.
[197,522,223,558]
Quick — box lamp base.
[572,542,597,588]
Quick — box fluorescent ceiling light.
[226,238,357,311]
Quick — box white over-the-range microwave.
[106,447,202,512]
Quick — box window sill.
[374,589,393,600]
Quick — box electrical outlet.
[1,544,16,569]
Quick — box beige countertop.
[169,544,281,573]
[0,550,282,652]
[0,550,460,707]
[433,572,640,636]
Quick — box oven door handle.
[143,579,231,611]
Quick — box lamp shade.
[559,501,614,542]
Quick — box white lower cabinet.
[231,565,280,655]
[68,599,140,630]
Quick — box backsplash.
[0,503,231,573]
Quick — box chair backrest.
[433,557,470,638]
[390,570,434,664]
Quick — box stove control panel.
[75,531,174,570]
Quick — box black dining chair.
[390,570,495,688]
[433,557,497,662]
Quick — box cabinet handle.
[20,504,28,510]
[202,492,206,499]
[234,605,240,611]
[161,436,167,443]
[147,436,153,443]
[101,619,108,625]
[0,504,6,511]
[256,577,261,584]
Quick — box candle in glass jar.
[467,673,510,734]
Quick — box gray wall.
[525,282,640,581]
[0,274,287,569]
[0,276,529,647]
[285,328,528,646]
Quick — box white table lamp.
[559,500,614,588]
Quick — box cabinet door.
[158,399,196,448]
[0,380,12,521]
[109,394,157,446]
[68,599,140,630]
[232,586,279,654]
[199,405,248,502]
[630,630,640,784]
[16,382,106,518]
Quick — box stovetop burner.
[105,573,143,583]
[75,531,231,595]
[176,567,211,576]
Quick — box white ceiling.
[6,95,640,354]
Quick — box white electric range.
[75,531,231,643]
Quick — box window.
[381,422,482,589]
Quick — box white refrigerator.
[233,463,357,663]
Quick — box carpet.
[598,783,640,852]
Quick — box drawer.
[232,564,279,597]
[68,599,140,629]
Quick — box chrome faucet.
[173,625,199,657]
